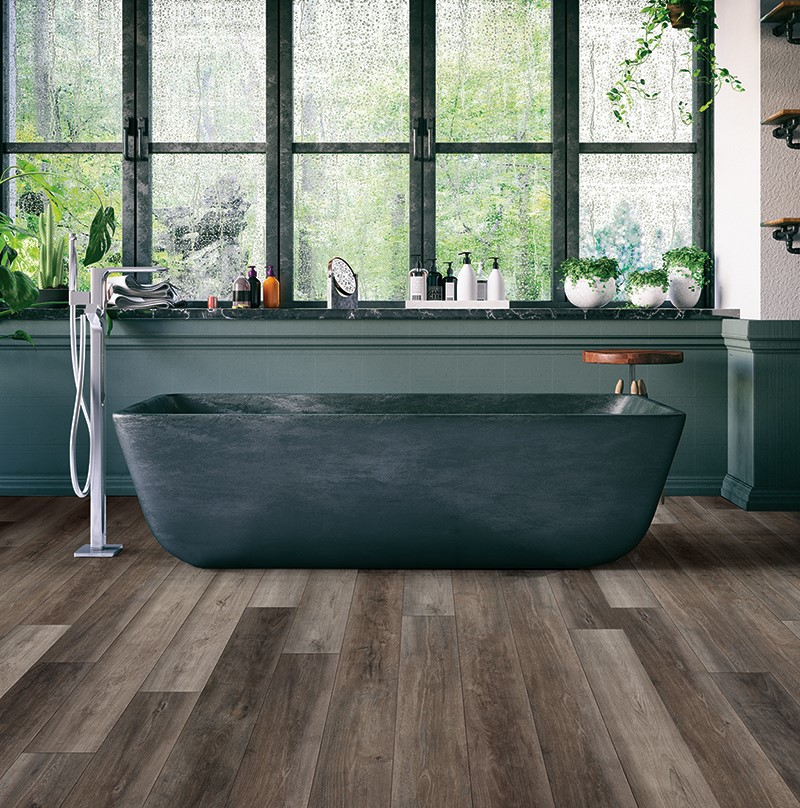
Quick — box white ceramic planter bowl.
[628,284,667,308]
[668,267,702,309]
[564,277,616,309]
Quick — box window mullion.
[421,0,436,263]
[278,0,294,304]
[409,0,425,265]
[131,0,152,268]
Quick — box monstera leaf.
[0,244,38,312]
[84,205,117,267]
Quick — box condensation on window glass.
[11,0,121,141]
[580,0,692,142]
[580,154,692,277]
[152,155,267,300]
[436,0,551,143]
[294,155,409,300]
[152,0,267,142]
[437,155,551,300]
[8,153,121,288]
[293,0,409,142]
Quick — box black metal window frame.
[0,0,713,306]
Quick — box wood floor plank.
[629,533,765,672]
[651,526,800,702]
[548,568,619,629]
[142,569,263,692]
[714,673,800,801]
[249,569,309,607]
[453,570,554,808]
[21,554,134,626]
[40,553,177,665]
[228,653,338,808]
[0,662,90,778]
[392,615,471,808]
[0,496,88,546]
[60,691,199,808]
[617,608,800,808]
[501,572,637,808]
[403,570,455,615]
[0,624,70,699]
[29,564,212,753]
[143,607,294,808]
[572,629,722,808]
[308,571,403,808]
[591,556,661,608]
[0,752,91,808]
[283,569,357,654]
[784,621,800,640]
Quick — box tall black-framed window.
[0,0,712,305]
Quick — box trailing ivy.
[662,245,711,289]
[608,1,744,127]
[560,256,620,287]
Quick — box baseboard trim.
[3,474,721,499]
[721,474,800,511]
[0,475,136,497]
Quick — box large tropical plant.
[607,0,744,127]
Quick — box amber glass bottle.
[262,265,280,308]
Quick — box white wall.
[714,1,762,319]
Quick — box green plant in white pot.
[662,246,710,309]
[626,268,669,308]
[560,257,619,309]
[37,201,69,302]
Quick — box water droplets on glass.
[11,0,122,142]
[152,0,267,142]
[437,0,551,143]
[294,155,409,300]
[293,0,409,142]
[580,0,693,142]
[152,155,267,300]
[580,154,693,277]
[437,154,551,300]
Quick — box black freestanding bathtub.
[114,393,685,569]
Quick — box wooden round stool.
[582,349,684,396]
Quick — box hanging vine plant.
[607,1,744,127]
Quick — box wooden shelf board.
[762,2,800,23]
[761,218,800,227]
[762,109,800,125]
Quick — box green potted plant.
[662,245,711,308]
[36,201,69,303]
[625,268,669,308]
[560,257,620,308]
[0,166,117,305]
[607,0,744,127]
[0,244,38,345]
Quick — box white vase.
[564,277,615,309]
[628,283,667,308]
[668,267,702,309]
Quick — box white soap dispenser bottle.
[457,251,477,302]
[487,256,506,301]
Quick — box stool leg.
[614,378,624,394]
[629,363,636,389]
[638,378,648,397]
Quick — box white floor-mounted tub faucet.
[68,235,165,558]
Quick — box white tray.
[405,299,510,309]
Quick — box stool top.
[582,349,684,365]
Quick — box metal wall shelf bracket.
[773,10,800,42]
[773,117,800,148]
[762,4,800,43]
[766,222,800,254]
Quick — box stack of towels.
[107,274,181,310]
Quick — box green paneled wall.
[0,317,729,495]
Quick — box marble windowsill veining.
[8,305,739,321]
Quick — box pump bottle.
[457,251,477,302]
[426,258,444,301]
[487,256,506,301]
[443,262,457,300]
[248,266,261,308]
[475,260,488,301]
[408,255,427,302]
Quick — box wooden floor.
[0,497,799,807]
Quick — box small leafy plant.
[37,201,69,289]
[560,256,620,288]
[625,267,670,292]
[662,245,711,290]
[608,1,745,127]
[0,244,38,345]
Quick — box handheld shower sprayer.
[68,242,166,558]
